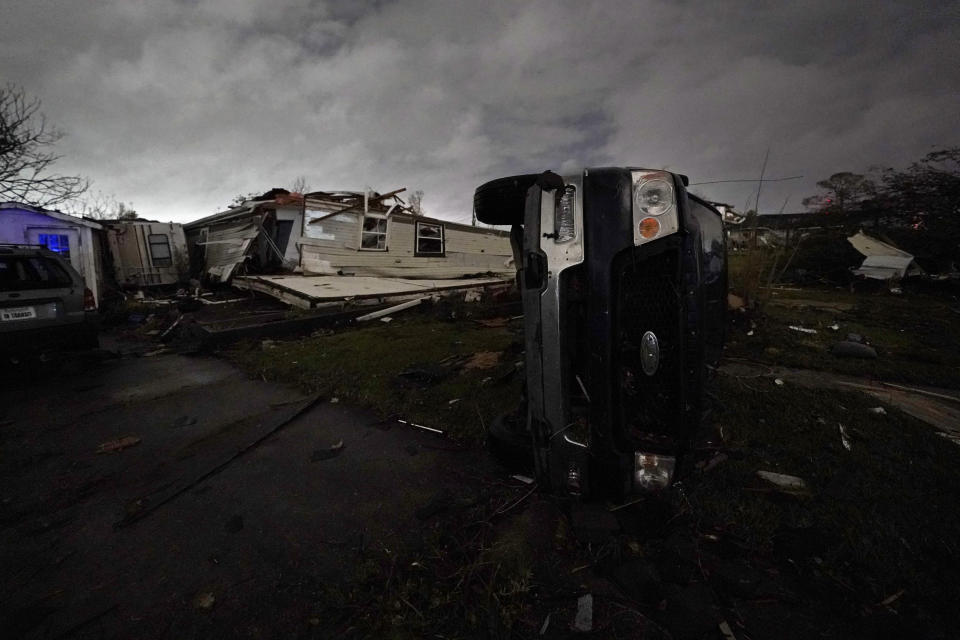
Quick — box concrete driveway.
[0,349,495,638]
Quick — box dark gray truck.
[475,168,726,500]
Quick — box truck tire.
[474,174,538,225]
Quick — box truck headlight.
[633,452,676,491]
[554,184,576,243]
[632,171,679,245]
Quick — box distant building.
[100,219,189,288]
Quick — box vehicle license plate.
[0,306,37,321]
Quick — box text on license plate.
[0,306,37,321]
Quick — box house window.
[360,215,388,250]
[38,233,70,260]
[148,233,172,267]
[415,221,444,256]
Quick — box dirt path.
[720,359,960,439]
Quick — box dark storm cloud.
[3,0,958,221]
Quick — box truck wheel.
[474,174,538,225]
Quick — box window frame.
[37,233,71,261]
[148,233,173,267]
[359,214,389,252]
[414,220,445,257]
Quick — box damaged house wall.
[299,189,513,278]
[300,213,513,278]
[184,191,304,284]
[185,188,514,283]
[103,220,188,288]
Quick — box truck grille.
[612,247,683,441]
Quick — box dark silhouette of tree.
[0,84,88,206]
[803,172,875,215]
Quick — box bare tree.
[66,190,137,220]
[290,175,309,194]
[0,84,88,207]
[409,189,424,216]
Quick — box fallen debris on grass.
[397,418,444,435]
[192,592,216,611]
[574,594,593,632]
[839,423,852,450]
[756,470,808,493]
[96,435,141,454]
[868,406,887,415]
[788,325,817,334]
[356,296,430,322]
[463,351,501,371]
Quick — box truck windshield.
[0,256,74,291]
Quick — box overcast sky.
[5,0,959,224]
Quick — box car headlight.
[632,171,679,245]
[633,451,676,491]
[553,184,576,243]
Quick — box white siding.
[299,215,514,278]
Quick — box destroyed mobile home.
[183,188,515,285]
[477,168,727,501]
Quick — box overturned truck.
[476,168,726,500]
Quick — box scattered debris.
[261,339,277,350]
[839,423,852,451]
[96,436,141,454]
[356,296,430,322]
[757,470,808,492]
[719,620,739,640]
[774,378,785,386]
[848,231,924,281]
[463,351,501,371]
[788,325,817,334]
[876,589,905,607]
[831,341,878,359]
[142,348,169,357]
[727,293,744,310]
[829,323,840,331]
[448,398,461,406]
[310,440,344,462]
[330,397,339,403]
[868,406,887,415]
[380,317,393,323]
[159,313,182,340]
[511,474,535,484]
[539,612,551,635]
[397,418,444,435]
[746,330,754,336]
[464,290,482,303]
[574,594,593,632]
[192,592,216,611]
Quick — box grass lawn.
[727,253,960,389]
[223,289,960,638]
[227,306,525,443]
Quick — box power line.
[689,175,804,186]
